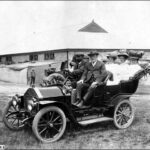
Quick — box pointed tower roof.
[78,20,108,33]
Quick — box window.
[29,54,38,61]
[44,52,55,60]
[6,56,12,62]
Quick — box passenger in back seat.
[105,51,121,85]
[106,50,144,86]
[127,50,144,77]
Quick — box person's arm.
[94,62,107,85]
[72,65,84,75]
[80,64,88,81]
[100,62,106,74]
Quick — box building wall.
[38,53,44,62]
[1,57,6,64]
[0,49,149,65]
[12,55,29,63]
[55,52,67,62]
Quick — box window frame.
[44,52,55,60]
[29,54,38,61]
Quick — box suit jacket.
[81,60,107,83]
[72,61,86,76]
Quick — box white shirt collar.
[92,61,97,67]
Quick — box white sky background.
[0,1,150,55]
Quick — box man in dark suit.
[71,55,89,80]
[71,55,89,104]
[75,50,107,108]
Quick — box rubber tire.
[113,100,135,129]
[3,100,25,131]
[32,106,67,143]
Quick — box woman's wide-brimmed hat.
[117,52,129,59]
[88,50,99,56]
[128,50,144,60]
[107,51,117,59]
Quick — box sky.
[0,1,150,55]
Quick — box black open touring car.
[2,65,150,143]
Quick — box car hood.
[24,86,63,99]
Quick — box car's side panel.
[38,86,64,98]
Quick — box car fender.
[110,93,131,106]
[39,100,56,105]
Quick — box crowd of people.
[69,49,144,108]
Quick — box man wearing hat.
[75,50,107,108]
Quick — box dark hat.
[75,54,84,57]
[128,50,144,60]
[88,50,99,56]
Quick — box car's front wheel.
[32,106,67,143]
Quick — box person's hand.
[69,68,73,73]
[70,62,76,66]
[91,82,98,88]
[77,80,83,84]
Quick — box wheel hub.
[48,122,54,128]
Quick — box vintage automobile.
[2,65,150,143]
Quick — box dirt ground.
[1,80,150,149]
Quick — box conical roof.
[78,20,108,33]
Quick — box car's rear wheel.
[113,100,135,129]
[3,100,26,131]
[32,106,67,143]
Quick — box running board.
[78,117,113,126]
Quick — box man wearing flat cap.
[75,50,107,108]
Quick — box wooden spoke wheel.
[32,106,66,143]
[3,100,26,131]
[113,100,135,129]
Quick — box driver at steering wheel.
[75,50,107,108]
[70,55,89,80]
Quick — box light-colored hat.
[117,52,129,58]
[107,51,117,59]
